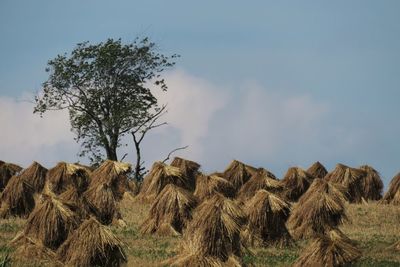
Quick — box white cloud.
[151,69,228,159]
[0,95,79,167]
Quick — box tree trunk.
[105,146,118,161]
[134,137,141,181]
[132,133,142,181]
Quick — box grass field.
[0,200,399,266]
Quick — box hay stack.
[23,192,80,249]
[287,178,348,239]
[280,167,313,202]
[83,183,118,225]
[140,184,197,236]
[243,190,292,247]
[359,165,383,201]
[292,229,361,267]
[138,161,187,201]
[59,186,89,219]
[10,233,59,263]
[170,157,201,191]
[57,217,127,267]
[194,174,236,200]
[0,175,35,218]
[392,240,400,251]
[89,160,131,200]
[167,247,243,267]
[222,160,255,191]
[0,162,22,191]
[168,194,247,265]
[307,161,328,178]
[325,163,366,203]
[381,172,400,205]
[46,162,89,195]
[127,179,140,195]
[19,161,48,193]
[237,169,282,202]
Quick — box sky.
[0,1,399,186]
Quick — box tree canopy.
[34,38,177,164]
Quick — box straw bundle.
[23,192,80,249]
[307,161,328,179]
[59,186,89,219]
[287,178,348,240]
[170,157,201,191]
[325,163,366,203]
[10,233,59,264]
[392,240,400,251]
[292,229,361,267]
[0,174,35,218]
[46,162,89,195]
[57,217,127,267]
[194,174,236,201]
[138,161,187,201]
[140,184,197,236]
[167,244,243,267]
[83,182,118,225]
[243,190,292,247]
[381,172,400,205]
[222,160,255,191]
[19,161,48,193]
[176,194,247,262]
[127,179,140,195]
[237,169,282,202]
[281,167,313,201]
[0,162,22,191]
[359,165,383,201]
[89,160,132,200]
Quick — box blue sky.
[0,1,399,186]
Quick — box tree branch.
[162,145,189,163]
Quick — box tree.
[34,38,178,165]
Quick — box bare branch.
[120,153,128,161]
[131,105,167,134]
[162,145,189,163]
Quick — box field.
[0,200,399,266]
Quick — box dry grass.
[0,192,399,266]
